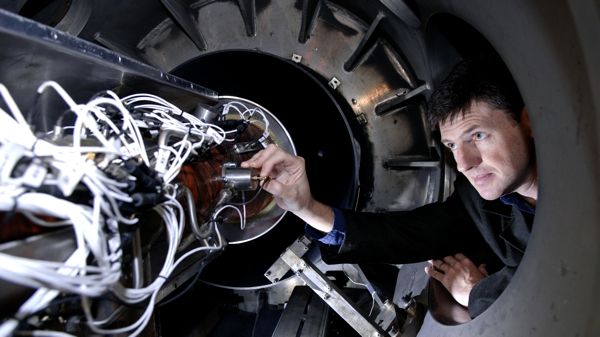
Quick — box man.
[241,57,537,318]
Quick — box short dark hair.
[426,57,524,130]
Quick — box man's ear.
[520,107,533,138]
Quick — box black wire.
[156,264,203,307]
[224,176,271,207]
[242,138,261,149]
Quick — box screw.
[352,99,357,105]
[266,271,271,276]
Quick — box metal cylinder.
[222,166,258,191]
[194,102,219,124]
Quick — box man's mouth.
[472,173,493,185]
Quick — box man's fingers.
[425,266,445,282]
[262,178,284,196]
[478,264,489,277]
[240,144,280,169]
[253,147,302,178]
[454,253,468,261]
[240,149,265,168]
[443,255,458,266]
[430,259,445,270]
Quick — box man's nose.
[456,145,482,172]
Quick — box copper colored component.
[0,125,272,243]
[174,124,274,224]
[0,213,57,244]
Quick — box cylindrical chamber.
[222,166,259,191]
[194,102,219,124]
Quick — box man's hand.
[424,253,489,307]
[240,144,334,232]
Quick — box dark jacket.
[320,174,533,317]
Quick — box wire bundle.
[121,93,230,183]
[222,101,270,145]
[0,82,263,336]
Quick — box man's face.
[439,102,535,200]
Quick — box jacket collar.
[481,199,513,217]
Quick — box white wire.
[0,83,30,128]
[0,86,266,337]
[342,264,376,316]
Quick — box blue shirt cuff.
[305,207,346,248]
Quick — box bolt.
[266,271,271,276]
[352,99,357,105]
[323,293,330,300]
[326,285,332,292]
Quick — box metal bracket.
[265,235,390,336]
[329,77,341,90]
[265,235,312,283]
[233,141,265,154]
[374,83,430,116]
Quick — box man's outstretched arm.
[240,144,334,233]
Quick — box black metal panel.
[0,9,218,132]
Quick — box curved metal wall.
[1,0,599,335]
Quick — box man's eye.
[475,132,487,140]
[447,143,457,150]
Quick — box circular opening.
[19,0,72,27]
[171,50,358,288]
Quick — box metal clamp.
[265,235,390,336]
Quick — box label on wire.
[122,143,141,157]
[21,160,46,188]
[207,128,224,144]
[57,160,87,197]
[154,148,170,174]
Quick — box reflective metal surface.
[129,0,440,212]
[272,286,329,337]
[266,235,389,336]
[2,0,595,336]
[0,8,218,133]
[214,96,296,244]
